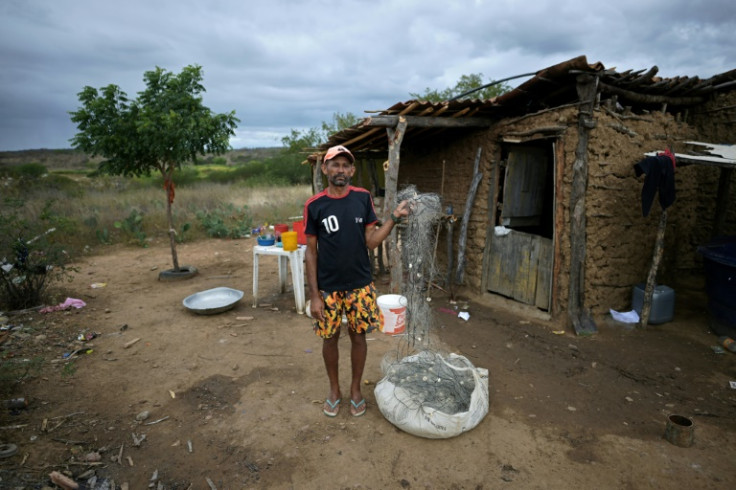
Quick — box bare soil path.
[1,239,735,489]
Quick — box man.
[304,145,408,417]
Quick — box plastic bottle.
[719,336,736,353]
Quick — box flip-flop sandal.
[323,398,341,417]
[351,398,366,417]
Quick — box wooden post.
[312,161,323,193]
[446,217,455,296]
[568,74,598,335]
[551,138,566,316]
[480,149,501,293]
[455,147,483,285]
[385,117,407,294]
[639,209,668,328]
[428,160,446,300]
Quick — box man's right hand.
[310,294,325,322]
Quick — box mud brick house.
[308,56,736,332]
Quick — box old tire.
[158,265,198,282]
[0,443,18,458]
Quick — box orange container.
[292,220,306,245]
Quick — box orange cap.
[323,145,354,164]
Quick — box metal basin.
[183,287,244,315]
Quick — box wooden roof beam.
[620,66,659,86]
[599,82,705,106]
[361,115,495,128]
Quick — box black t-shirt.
[304,186,378,292]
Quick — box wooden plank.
[551,138,565,316]
[487,231,515,297]
[488,231,552,308]
[512,233,534,304]
[535,237,553,310]
[481,150,502,292]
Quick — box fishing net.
[375,185,489,439]
[396,185,442,348]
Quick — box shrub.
[114,209,147,247]
[0,200,77,311]
[13,162,48,178]
[244,174,290,187]
[261,153,312,185]
[0,356,44,397]
[196,203,254,238]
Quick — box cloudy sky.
[1,0,734,151]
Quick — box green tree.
[320,111,361,137]
[280,111,360,154]
[410,73,511,102]
[69,65,239,272]
[280,127,323,153]
[277,111,360,186]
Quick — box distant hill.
[0,149,99,171]
[0,147,283,171]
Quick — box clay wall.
[398,130,495,293]
[690,90,736,145]
[582,110,696,316]
[687,89,736,242]
[395,98,734,322]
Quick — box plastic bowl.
[257,236,275,246]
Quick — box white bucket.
[377,294,407,334]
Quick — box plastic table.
[252,244,306,314]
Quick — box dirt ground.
[1,238,735,489]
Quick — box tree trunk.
[163,170,180,271]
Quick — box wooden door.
[487,230,551,309]
[486,146,552,309]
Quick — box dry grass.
[180,182,311,222]
[4,178,312,252]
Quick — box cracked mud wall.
[583,110,695,316]
[396,98,735,322]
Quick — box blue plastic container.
[632,283,675,324]
[697,237,736,337]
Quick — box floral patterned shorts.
[314,282,379,339]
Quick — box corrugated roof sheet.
[308,55,736,163]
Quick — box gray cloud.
[0,0,733,151]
